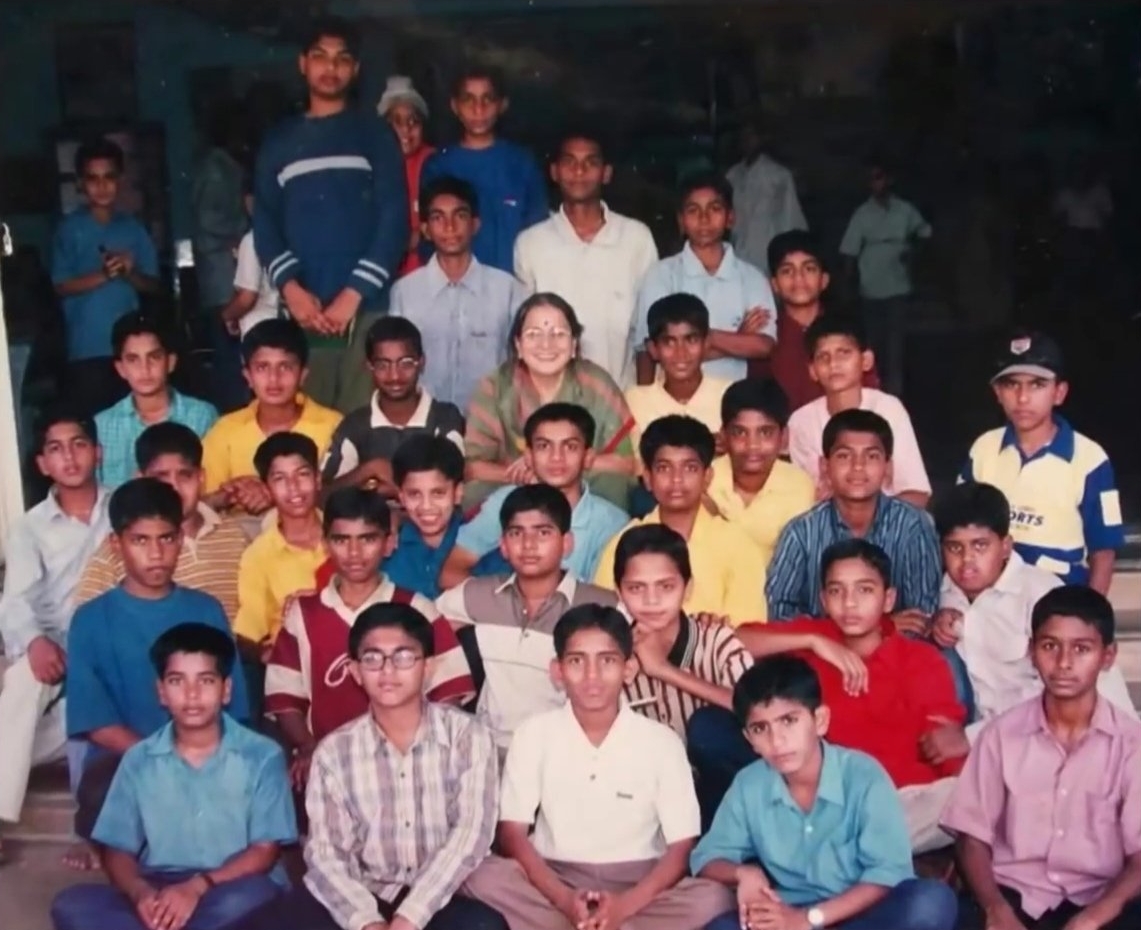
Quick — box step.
[5,763,75,844]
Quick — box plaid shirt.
[304,702,497,930]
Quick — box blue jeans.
[686,706,757,827]
[52,873,282,930]
[940,646,976,723]
[705,878,958,930]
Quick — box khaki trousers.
[900,777,957,854]
[0,656,67,823]
[305,312,381,414]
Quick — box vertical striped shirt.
[624,614,753,738]
[304,703,498,930]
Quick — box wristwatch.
[806,906,825,929]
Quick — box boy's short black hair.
[499,483,572,535]
[301,15,360,58]
[767,230,825,279]
[150,622,236,679]
[32,405,97,456]
[111,312,175,358]
[451,62,506,99]
[720,377,790,429]
[552,126,611,164]
[732,655,822,726]
[677,171,734,212]
[821,409,894,460]
[392,435,465,487]
[639,414,716,472]
[933,482,1011,540]
[109,477,183,535]
[241,318,309,368]
[1031,585,1116,646]
[419,175,480,221]
[365,315,423,360]
[553,604,633,659]
[75,137,124,176]
[136,422,203,472]
[646,293,711,342]
[820,538,892,588]
[253,432,319,482]
[803,313,869,356]
[322,486,392,536]
[523,403,596,448]
[348,602,435,660]
[614,524,692,586]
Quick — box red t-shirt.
[397,145,435,278]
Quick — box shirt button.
[1056,829,1064,837]
[1059,789,1068,797]
[405,821,411,828]
[805,825,813,834]
[589,774,596,781]
[1048,873,1059,883]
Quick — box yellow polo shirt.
[594,506,767,625]
[625,376,729,454]
[706,457,815,566]
[233,523,327,643]
[202,394,343,493]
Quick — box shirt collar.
[680,241,737,280]
[424,253,483,297]
[771,742,845,809]
[827,495,887,533]
[493,570,579,600]
[320,575,398,617]
[941,551,1030,601]
[146,713,240,756]
[370,390,434,429]
[238,394,316,425]
[43,485,110,522]
[1016,694,1121,739]
[367,700,452,752]
[999,415,1076,463]
[553,202,620,245]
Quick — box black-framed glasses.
[357,648,423,671]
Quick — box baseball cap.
[990,330,1064,382]
[377,76,428,118]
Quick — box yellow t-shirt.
[233,524,327,643]
[625,377,730,462]
[706,457,815,566]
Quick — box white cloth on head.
[378,75,428,117]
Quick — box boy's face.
[617,552,689,633]
[325,516,392,584]
[771,251,829,309]
[821,557,895,639]
[1031,613,1116,701]
[723,410,784,478]
[809,335,872,395]
[157,650,231,730]
[525,420,592,492]
[386,102,424,156]
[423,193,479,257]
[115,333,174,399]
[551,627,635,715]
[679,187,732,249]
[141,453,202,521]
[112,517,182,590]
[646,445,711,515]
[499,509,572,580]
[869,167,891,198]
[551,137,611,204]
[647,321,707,384]
[368,340,423,404]
[299,35,358,101]
[941,525,1013,599]
[265,453,319,520]
[823,430,890,503]
[79,157,120,209]
[398,469,461,541]
[992,374,1067,434]
[451,78,506,139]
[243,347,305,406]
[742,696,830,776]
[350,625,431,709]
[36,421,100,490]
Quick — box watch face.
[807,907,825,928]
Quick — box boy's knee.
[199,875,282,925]
[703,912,743,930]
[893,878,959,930]
[51,884,116,930]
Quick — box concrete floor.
[0,843,101,930]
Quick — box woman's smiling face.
[515,303,577,377]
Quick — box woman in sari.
[464,293,637,510]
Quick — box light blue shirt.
[634,243,776,382]
[389,255,527,411]
[95,390,219,489]
[456,483,629,580]
[839,195,931,300]
[691,744,914,906]
[92,715,297,884]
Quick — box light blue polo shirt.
[634,243,776,382]
[51,207,160,361]
[839,195,931,300]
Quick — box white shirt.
[500,704,700,863]
[233,231,280,336]
[726,154,808,274]
[514,204,658,387]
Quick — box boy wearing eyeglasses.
[321,316,465,499]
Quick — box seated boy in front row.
[463,604,734,930]
[942,585,1141,930]
[52,623,296,930]
[693,655,958,930]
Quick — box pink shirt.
[940,696,1141,918]
[787,388,931,497]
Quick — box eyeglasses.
[357,648,423,671]
[369,357,420,374]
[520,328,573,345]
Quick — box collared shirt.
[384,515,463,600]
[436,572,618,747]
[305,703,498,930]
[75,503,248,624]
[625,376,730,450]
[390,255,526,410]
[960,416,1124,583]
[95,390,219,489]
[233,231,280,337]
[768,619,965,787]
[940,696,1141,919]
[502,703,700,864]
[51,207,160,360]
[788,388,931,498]
[839,195,931,300]
[93,715,296,882]
[595,507,768,625]
[234,523,327,643]
[514,204,659,386]
[706,457,815,566]
[624,613,753,738]
[691,744,914,905]
[726,154,808,274]
[635,243,776,383]
[321,390,464,482]
[0,486,111,655]
[202,394,342,493]
[766,496,941,619]
[455,483,629,582]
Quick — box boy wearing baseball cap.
[960,329,1123,593]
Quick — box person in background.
[379,75,435,278]
[52,136,161,416]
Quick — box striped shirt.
[304,703,498,930]
[766,495,941,619]
[624,614,753,737]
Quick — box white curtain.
[0,253,27,562]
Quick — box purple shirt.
[940,696,1141,918]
